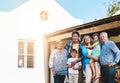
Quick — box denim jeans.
[101,66,115,83]
[78,69,83,83]
[54,75,65,83]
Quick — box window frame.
[18,39,35,68]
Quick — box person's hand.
[92,56,99,61]
[77,58,82,62]
[67,63,72,68]
[70,58,82,67]
[73,67,77,70]
[87,55,98,61]
[51,68,56,76]
[108,62,115,67]
[73,66,81,70]
[70,61,76,67]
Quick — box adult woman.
[81,35,100,83]
[49,40,68,83]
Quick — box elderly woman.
[81,35,100,83]
[49,40,68,83]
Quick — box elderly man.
[99,32,120,83]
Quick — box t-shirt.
[88,49,92,55]
[73,43,79,58]
[67,58,82,74]
[91,40,101,57]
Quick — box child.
[87,33,101,80]
[67,49,82,83]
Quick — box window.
[40,10,48,21]
[18,39,35,68]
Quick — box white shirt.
[88,49,92,55]
[67,58,81,74]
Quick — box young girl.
[86,33,101,80]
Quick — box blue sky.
[0,0,119,23]
[56,0,112,23]
[0,0,28,12]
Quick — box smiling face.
[71,51,77,58]
[72,33,79,43]
[56,41,63,50]
[82,35,92,45]
[84,36,91,44]
[93,35,98,41]
[70,49,77,58]
[100,32,108,43]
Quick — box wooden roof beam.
[48,20,120,42]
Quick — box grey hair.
[100,32,108,37]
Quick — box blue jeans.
[101,66,115,83]
[54,75,65,83]
[78,69,83,83]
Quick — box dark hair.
[72,30,80,37]
[71,49,77,53]
[92,33,99,38]
[92,33,99,40]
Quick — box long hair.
[82,35,93,45]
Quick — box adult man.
[99,32,120,83]
[64,30,83,83]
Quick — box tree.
[107,0,120,16]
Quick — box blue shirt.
[100,40,120,65]
[81,46,90,71]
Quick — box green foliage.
[107,0,120,16]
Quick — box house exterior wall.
[0,0,83,83]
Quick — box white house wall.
[0,0,83,83]
[11,0,83,35]
[0,13,18,83]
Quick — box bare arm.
[67,64,72,68]
[73,66,81,70]
[87,54,99,61]
[86,42,99,49]
[50,68,56,76]
[70,58,82,67]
